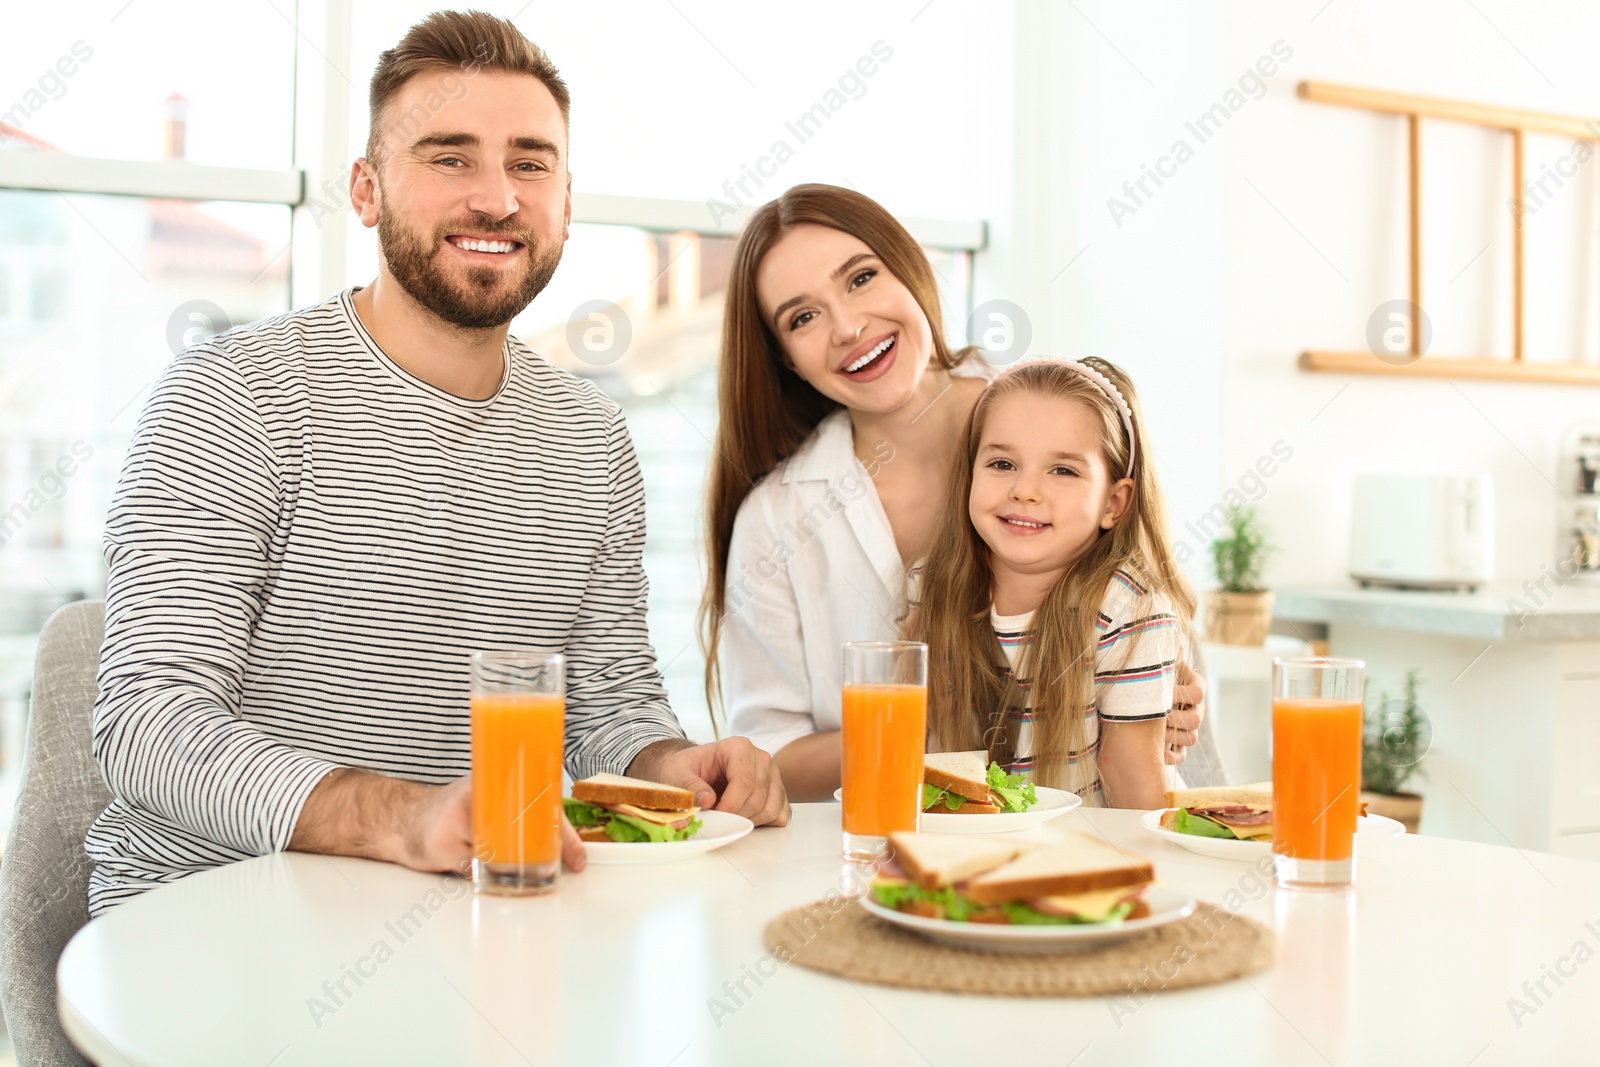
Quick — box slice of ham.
[1191,806,1272,826]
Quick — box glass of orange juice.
[840,641,927,863]
[469,651,565,896]
[1272,656,1364,890]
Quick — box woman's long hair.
[699,184,973,721]
[906,359,1196,789]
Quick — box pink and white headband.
[988,357,1138,479]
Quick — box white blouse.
[721,360,994,756]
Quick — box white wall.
[984,0,1230,593]
[995,0,1600,594]
[1221,0,1600,593]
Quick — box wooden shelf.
[1297,80,1599,140]
[1297,81,1600,379]
[1300,351,1600,385]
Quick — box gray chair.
[0,600,109,1067]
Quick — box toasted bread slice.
[922,750,995,805]
[576,825,610,842]
[964,832,1153,904]
[1165,782,1272,811]
[886,831,1026,890]
[930,801,1005,816]
[572,772,696,811]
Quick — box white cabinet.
[1551,651,1600,835]
[1551,831,1600,861]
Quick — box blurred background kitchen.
[2,1,1599,993]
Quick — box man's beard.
[378,208,563,331]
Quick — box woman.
[700,184,1209,801]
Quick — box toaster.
[1348,474,1494,592]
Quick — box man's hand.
[558,813,588,873]
[628,737,790,826]
[396,774,473,874]
[291,768,587,874]
[1165,662,1208,766]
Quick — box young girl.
[907,357,1195,809]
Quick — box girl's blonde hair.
[905,358,1195,789]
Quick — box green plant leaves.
[1209,504,1274,593]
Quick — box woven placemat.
[763,898,1275,997]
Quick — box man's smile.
[444,233,526,258]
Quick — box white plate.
[1139,808,1406,860]
[860,884,1196,953]
[831,786,1083,834]
[580,810,754,865]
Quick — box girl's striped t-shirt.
[85,289,686,915]
[990,569,1179,804]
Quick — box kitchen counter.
[1275,582,1600,641]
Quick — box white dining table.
[56,802,1600,1066]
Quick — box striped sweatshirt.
[989,569,1179,803]
[85,289,685,915]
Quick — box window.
[0,2,295,169]
[0,188,291,795]
[0,5,299,867]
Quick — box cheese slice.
[607,803,699,825]
[1030,885,1146,921]
[1206,814,1272,839]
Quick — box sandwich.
[1160,783,1368,840]
[562,773,703,843]
[870,831,1154,925]
[921,751,1038,815]
[1159,783,1274,840]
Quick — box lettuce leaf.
[922,784,970,811]
[869,881,981,921]
[871,881,1133,926]
[562,798,607,826]
[986,762,1038,813]
[1173,809,1238,839]
[603,816,651,842]
[606,812,703,843]
[563,798,703,843]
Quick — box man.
[85,11,787,915]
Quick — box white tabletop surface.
[57,803,1600,1067]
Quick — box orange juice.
[1272,697,1362,862]
[471,693,564,867]
[841,683,926,836]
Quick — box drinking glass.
[470,651,565,895]
[1272,657,1364,890]
[840,641,927,862]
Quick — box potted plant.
[1360,669,1428,833]
[1204,504,1275,646]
